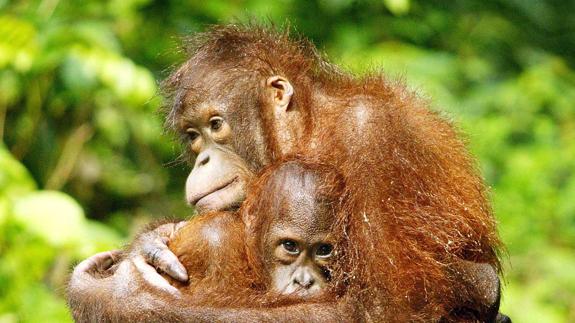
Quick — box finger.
[73,250,120,275]
[100,250,122,270]
[98,250,123,274]
[146,245,188,282]
[134,222,188,281]
[161,221,188,244]
[133,256,181,295]
[154,222,180,237]
[70,250,120,292]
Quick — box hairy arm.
[68,220,359,322]
[68,249,190,323]
[68,250,357,322]
[67,250,121,322]
[149,300,358,323]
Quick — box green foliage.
[0,144,122,321]
[0,0,574,322]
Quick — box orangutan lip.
[190,176,239,206]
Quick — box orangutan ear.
[266,76,294,111]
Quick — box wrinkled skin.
[68,25,510,322]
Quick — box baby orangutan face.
[266,219,334,298]
[261,164,338,298]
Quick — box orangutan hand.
[67,229,187,323]
[129,221,189,283]
[70,250,122,282]
[69,221,189,299]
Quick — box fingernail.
[173,264,188,282]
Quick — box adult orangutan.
[68,24,507,322]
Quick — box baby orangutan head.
[243,159,346,298]
[265,203,336,297]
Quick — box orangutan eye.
[281,240,299,254]
[209,116,224,131]
[186,129,200,141]
[316,244,333,257]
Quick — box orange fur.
[165,24,502,321]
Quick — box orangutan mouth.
[190,176,240,206]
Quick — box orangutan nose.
[195,152,210,167]
[293,269,315,288]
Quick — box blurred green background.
[1,0,574,322]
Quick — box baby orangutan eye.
[281,240,299,254]
[209,116,224,131]
[316,243,333,257]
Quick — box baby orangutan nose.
[268,241,333,298]
[294,268,315,288]
[279,264,325,297]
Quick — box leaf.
[0,15,38,71]
[383,0,410,16]
[12,191,86,247]
[0,144,36,201]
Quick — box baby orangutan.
[165,159,348,307]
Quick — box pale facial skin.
[181,101,255,214]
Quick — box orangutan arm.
[167,301,357,323]
[68,251,357,323]
[67,251,120,322]
[126,298,358,323]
